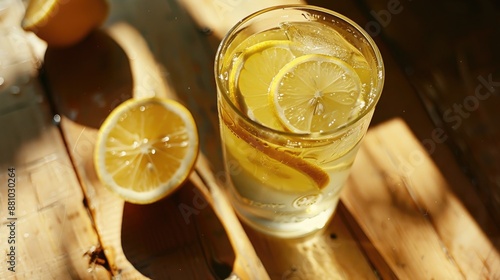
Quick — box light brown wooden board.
[342,118,500,279]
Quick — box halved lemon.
[94,97,199,204]
[229,40,299,130]
[270,54,362,133]
[22,0,109,47]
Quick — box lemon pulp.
[94,97,199,204]
[270,54,362,133]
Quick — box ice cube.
[280,21,370,71]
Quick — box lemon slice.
[270,54,362,133]
[220,114,329,192]
[229,40,299,130]
[94,97,199,204]
[222,28,288,68]
[22,0,109,47]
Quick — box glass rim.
[215,4,385,139]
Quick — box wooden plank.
[0,83,109,278]
[1,10,107,277]
[341,118,500,279]
[372,118,500,278]
[338,202,398,279]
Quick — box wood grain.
[0,77,109,278]
[342,118,500,279]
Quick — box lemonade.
[215,6,384,238]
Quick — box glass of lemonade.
[215,5,384,238]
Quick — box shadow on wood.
[42,29,133,129]
[120,180,235,279]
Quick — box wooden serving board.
[343,118,500,279]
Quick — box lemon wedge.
[22,0,109,47]
[270,54,362,133]
[229,40,299,130]
[94,97,199,204]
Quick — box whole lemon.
[22,0,109,48]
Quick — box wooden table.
[1,0,499,279]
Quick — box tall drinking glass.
[215,5,384,238]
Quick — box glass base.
[235,204,336,239]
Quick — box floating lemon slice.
[229,40,299,130]
[22,0,109,47]
[94,97,199,204]
[222,28,288,69]
[270,54,362,133]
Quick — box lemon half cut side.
[94,97,199,204]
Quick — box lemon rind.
[21,0,58,30]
